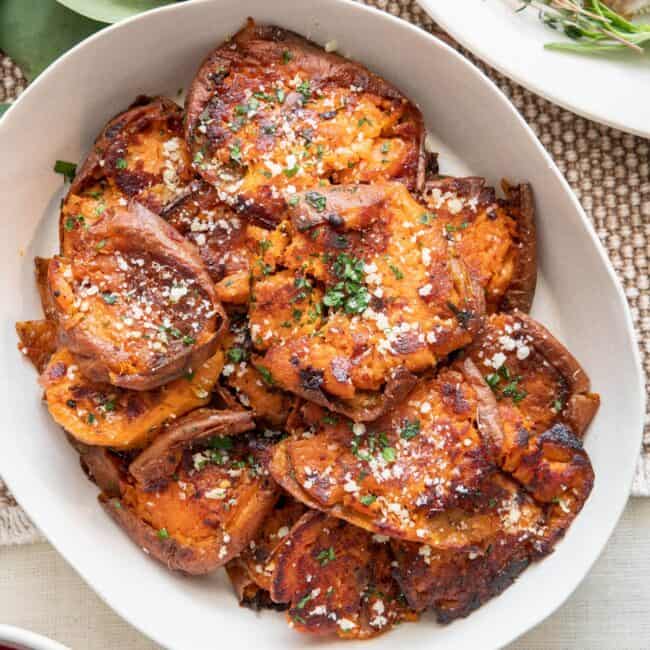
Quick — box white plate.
[0,1,644,648]
[0,625,69,650]
[420,0,650,138]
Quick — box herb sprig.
[517,0,650,55]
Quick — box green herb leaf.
[316,546,336,566]
[54,159,77,181]
[157,527,169,540]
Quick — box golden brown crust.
[61,96,191,255]
[49,202,226,390]
[101,434,279,575]
[16,319,58,372]
[269,368,498,546]
[251,182,484,419]
[268,511,417,638]
[40,348,223,449]
[185,20,425,226]
[129,408,256,489]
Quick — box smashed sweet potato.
[421,177,537,313]
[102,429,278,574]
[462,311,599,500]
[49,202,225,390]
[60,96,192,255]
[185,20,426,226]
[252,182,484,420]
[269,366,497,547]
[391,462,593,622]
[40,348,224,448]
[227,492,307,604]
[269,511,417,638]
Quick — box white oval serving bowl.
[0,1,644,649]
[0,625,69,650]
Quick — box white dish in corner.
[419,0,650,138]
[0,1,644,649]
[0,625,69,650]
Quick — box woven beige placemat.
[1,0,648,546]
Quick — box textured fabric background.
[1,0,648,546]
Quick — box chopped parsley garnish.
[229,141,242,164]
[316,546,336,566]
[381,142,390,153]
[485,365,527,403]
[95,239,107,250]
[102,399,116,412]
[323,254,370,315]
[276,89,286,103]
[64,216,77,231]
[322,414,338,425]
[296,593,312,609]
[357,116,372,127]
[257,260,272,276]
[400,418,420,440]
[66,399,77,409]
[288,195,300,207]
[389,264,404,280]
[157,528,170,540]
[87,413,96,424]
[259,239,272,254]
[227,347,245,363]
[382,446,396,463]
[292,308,303,321]
[296,80,312,102]
[54,159,77,182]
[101,292,117,305]
[360,494,377,506]
[282,50,293,64]
[304,191,327,212]
[115,157,128,169]
[182,335,196,346]
[184,370,195,381]
[210,436,233,450]
[420,212,435,224]
[255,364,274,386]
[552,398,564,413]
[283,164,299,178]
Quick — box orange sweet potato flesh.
[421,177,537,314]
[269,511,417,638]
[252,182,484,420]
[16,319,58,372]
[40,348,223,448]
[61,96,192,255]
[185,20,426,227]
[269,366,497,547]
[102,433,279,575]
[49,202,225,390]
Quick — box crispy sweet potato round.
[268,511,417,638]
[269,366,498,546]
[421,177,537,313]
[40,348,224,448]
[226,492,307,602]
[60,96,192,255]
[102,432,278,575]
[464,311,600,448]
[49,202,225,390]
[252,182,484,420]
[16,319,58,372]
[185,20,425,226]
[391,459,593,621]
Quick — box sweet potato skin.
[185,20,425,226]
[16,319,58,372]
[40,348,224,449]
[49,203,225,390]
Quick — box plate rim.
[418,0,650,139]
[0,0,645,648]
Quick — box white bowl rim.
[0,1,645,648]
[0,624,69,650]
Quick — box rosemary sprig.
[517,0,650,54]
